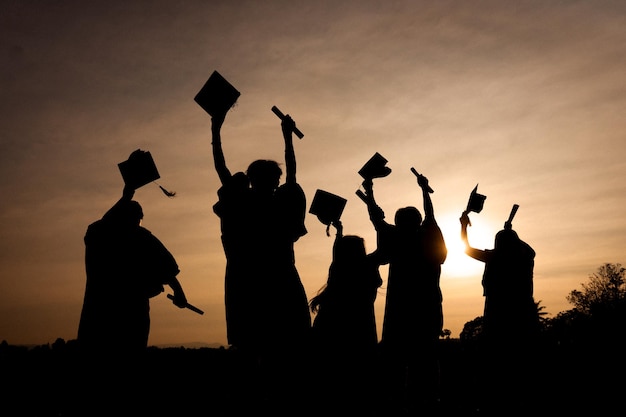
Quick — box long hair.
[310,235,367,313]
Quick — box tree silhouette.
[543,263,626,351]
[459,316,484,344]
[566,263,626,314]
[459,301,548,344]
[535,299,549,327]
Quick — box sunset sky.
[2,0,625,347]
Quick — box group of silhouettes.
[76,107,539,414]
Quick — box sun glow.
[438,213,496,279]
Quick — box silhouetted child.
[309,220,382,414]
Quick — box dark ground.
[1,338,622,417]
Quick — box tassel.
[155,182,176,198]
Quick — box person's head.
[335,235,367,262]
[394,206,422,231]
[116,200,143,226]
[494,228,519,250]
[246,159,282,192]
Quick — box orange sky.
[1,1,625,347]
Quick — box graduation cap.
[118,150,175,197]
[194,70,240,117]
[358,152,392,180]
[466,184,486,214]
[309,189,348,234]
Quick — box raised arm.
[330,220,344,260]
[361,179,376,206]
[416,173,434,220]
[281,115,297,184]
[211,112,232,185]
[460,211,490,262]
[360,179,386,229]
[102,185,136,221]
[460,211,471,249]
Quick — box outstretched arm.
[211,112,232,185]
[282,115,297,184]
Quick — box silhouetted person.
[76,185,188,415]
[361,172,447,414]
[460,210,538,344]
[460,209,539,412]
[78,185,188,354]
[210,109,311,414]
[309,220,383,414]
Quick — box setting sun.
[438,213,496,279]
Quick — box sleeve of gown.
[275,182,307,241]
[364,203,393,265]
[366,202,386,231]
[138,228,180,297]
[213,172,248,217]
[422,219,448,264]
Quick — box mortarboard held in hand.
[194,70,241,117]
[309,189,348,236]
[464,184,486,226]
[466,184,486,214]
[356,152,390,205]
[358,152,392,180]
[118,149,176,197]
